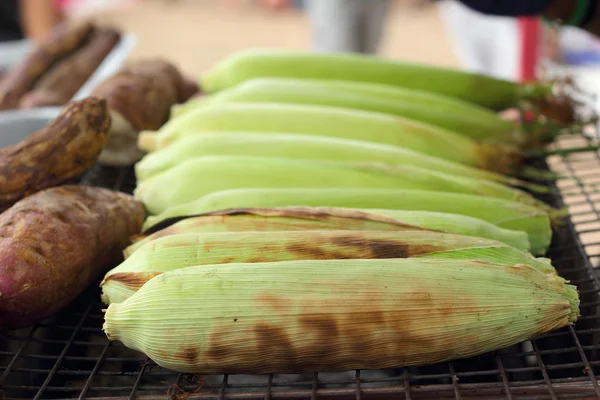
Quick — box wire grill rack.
[2,134,600,400]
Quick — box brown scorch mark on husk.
[104,272,163,289]
[286,234,446,260]
[196,282,470,374]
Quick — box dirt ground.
[91,0,460,77]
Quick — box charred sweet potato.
[0,20,95,109]
[0,185,145,328]
[0,97,111,211]
[19,28,121,108]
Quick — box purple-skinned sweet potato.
[0,185,145,328]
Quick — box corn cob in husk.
[137,102,521,174]
[126,206,530,257]
[103,258,579,374]
[175,77,520,143]
[103,228,552,304]
[199,50,556,109]
[134,132,546,194]
[143,189,552,256]
[133,155,549,216]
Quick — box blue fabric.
[457,0,554,17]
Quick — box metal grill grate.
[2,135,600,400]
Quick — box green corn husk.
[103,258,579,374]
[102,229,553,305]
[174,77,520,143]
[143,188,552,256]
[133,155,550,215]
[199,50,553,110]
[137,102,522,175]
[134,132,547,194]
[125,206,530,257]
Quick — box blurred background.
[3,0,600,94]
[8,0,599,81]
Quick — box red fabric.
[518,17,541,83]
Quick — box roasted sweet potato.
[19,28,121,108]
[180,77,201,103]
[0,20,95,110]
[92,59,192,166]
[0,185,145,328]
[91,59,179,131]
[17,90,65,109]
[0,97,111,211]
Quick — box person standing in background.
[437,0,522,81]
[305,0,390,54]
[0,0,63,42]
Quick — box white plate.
[0,107,62,148]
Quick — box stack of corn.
[102,50,581,375]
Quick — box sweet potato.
[17,90,65,109]
[180,77,201,103]
[92,59,192,166]
[91,59,180,131]
[0,186,145,328]
[0,97,111,211]
[0,20,95,110]
[19,28,121,108]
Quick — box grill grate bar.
[220,374,229,400]
[403,369,412,400]
[311,372,318,400]
[568,325,600,397]
[265,374,273,400]
[531,341,557,400]
[558,138,600,292]
[33,302,94,400]
[447,363,461,400]
[128,360,148,400]
[0,327,35,385]
[76,341,111,400]
[496,354,513,400]
[355,370,361,400]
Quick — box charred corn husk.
[102,229,553,305]
[143,189,552,256]
[133,155,548,215]
[125,206,530,257]
[199,50,554,110]
[134,133,545,194]
[175,77,518,142]
[103,258,579,374]
[138,102,521,174]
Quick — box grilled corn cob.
[102,229,553,305]
[134,133,545,194]
[138,102,521,174]
[143,188,552,255]
[103,258,579,374]
[175,77,519,142]
[134,155,548,215]
[125,206,530,257]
